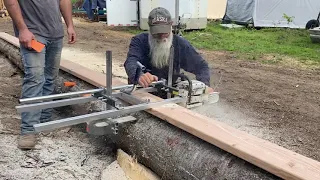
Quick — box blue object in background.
[82,0,106,20]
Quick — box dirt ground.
[0,16,320,179]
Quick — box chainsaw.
[128,59,219,109]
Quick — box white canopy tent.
[222,0,320,29]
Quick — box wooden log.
[116,111,280,180]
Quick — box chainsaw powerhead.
[175,79,219,109]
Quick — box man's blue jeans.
[19,35,63,135]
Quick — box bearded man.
[124,7,211,92]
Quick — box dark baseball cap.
[148,7,172,35]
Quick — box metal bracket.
[86,116,137,135]
[32,96,184,132]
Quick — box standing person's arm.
[4,0,35,48]
[59,0,76,44]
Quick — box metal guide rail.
[15,51,187,135]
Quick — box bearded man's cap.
[148,7,172,35]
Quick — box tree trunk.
[0,38,281,180]
[116,111,281,180]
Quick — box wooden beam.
[1,32,320,180]
[117,149,160,180]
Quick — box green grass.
[124,22,320,66]
[182,22,320,65]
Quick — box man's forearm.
[124,58,141,84]
[196,67,211,86]
[4,0,27,31]
[59,0,74,28]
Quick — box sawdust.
[192,99,267,138]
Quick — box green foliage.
[182,22,320,65]
[282,13,295,24]
[126,21,320,66]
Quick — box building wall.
[207,0,227,19]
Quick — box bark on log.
[0,38,281,180]
[116,112,281,180]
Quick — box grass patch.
[182,22,320,65]
[124,22,320,66]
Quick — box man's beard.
[148,32,173,69]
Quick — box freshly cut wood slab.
[117,149,160,180]
[0,32,19,46]
[1,32,320,180]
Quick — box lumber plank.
[1,32,320,180]
[0,32,19,47]
[117,149,160,180]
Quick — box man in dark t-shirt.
[4,0,77,150]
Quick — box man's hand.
[4,0,33,49]
[60,0,76,44]
[19,28,35,49]
[67,26,76,44]
[139,72,158,88]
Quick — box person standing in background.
[4,0,77,150]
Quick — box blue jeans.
[20,35,63,135]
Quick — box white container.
[106,0,208,30]
[139,0,208,30]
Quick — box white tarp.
[222,0,255,25]
[223,0,320,29]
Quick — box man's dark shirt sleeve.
[124,35,144,84]
[178,37,211,86]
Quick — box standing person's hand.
[67,26,76,44]
[139,72,158,88]
[19,29,35,49]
